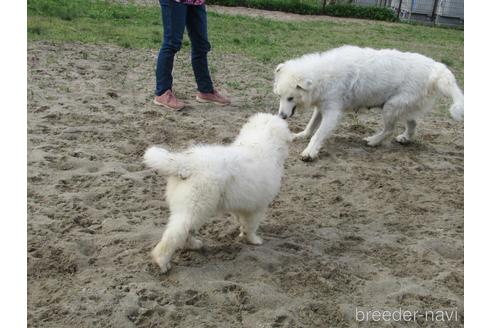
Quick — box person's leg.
[155,0,187,96]
[185,4,213,93]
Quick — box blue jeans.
[155,0,214,96]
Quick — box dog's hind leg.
[364,101,399,147]
[152,205,212,272]
[293,108,321,140]
[395,119,417,144]
[395,98,433,144]
[151,214,193,273]
[238,209,266,245]
[152,181,221,272]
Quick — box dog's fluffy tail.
[143,146,190,179]
[431,63,464,121]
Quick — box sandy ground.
[27,38,463,328]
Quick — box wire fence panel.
[437,0,463,19]
[352,0,463,26]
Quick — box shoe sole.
[195,96,230,106]
[153,98,184,111]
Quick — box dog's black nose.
[279,112,288,120]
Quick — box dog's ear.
[275,63,284,74]
[296,78,313,91]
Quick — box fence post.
[431,0,439,24]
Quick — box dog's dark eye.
[287,97,294,102]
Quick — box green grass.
[28,0,463,83]
[208,0,398,21]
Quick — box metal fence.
[351,0,464,26]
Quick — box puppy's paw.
[239,232,263,245]
[151,248,171,273]
[395,134,411,144]
[364,136,381,147]
[293,131,308,141]
[246,234,263,245]
[153,257,172,273]
[186,236,203,250]
[159,262,172,273]
[300,148,317,162]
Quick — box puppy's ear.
[275,63,284,74]
[296,78,313,91]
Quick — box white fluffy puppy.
[143,113,292,272]
[274,45,464,161]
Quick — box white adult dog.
[274,45,464,161]
[143,113,292,272]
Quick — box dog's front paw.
[293,131,308,140]
[300,148,317,162]
[395,134,411,144]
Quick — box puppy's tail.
[143,146,190,179]
[431,63,464,121]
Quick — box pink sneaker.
[196,90,231,106]
[153,90,184,111]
